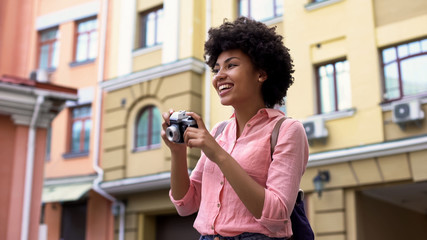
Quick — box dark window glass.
[238,0,283,22]
[135,106,161,150]
[39,28,59,69]
[139,7,164,48]
[75,17,98,62]
[382,38,427,101]
[70,105,91,153]
[317,60,351,114]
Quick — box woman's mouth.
[218,84,233,94]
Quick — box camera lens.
[166,125,180,142]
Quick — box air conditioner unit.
[302,116,328,143]
[391,99,424,129]
[29,69,49,83]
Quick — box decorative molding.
[44,174,97,186]
[308,134,427,167]
[0,83,77,127]
[101,58,206,92]
[36,1,99,30]
[264,16,282,26]
[100,172,172,195]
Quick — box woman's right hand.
[161,109,187,153]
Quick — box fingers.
[162,109,174,129]
[185,112,206,130]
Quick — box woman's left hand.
[184,112,223,162]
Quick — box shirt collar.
[229,108,285,119]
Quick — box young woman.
[161,17,309,240]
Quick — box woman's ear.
[258,70,267,83]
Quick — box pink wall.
[0,0,35,77]
[45,203,62,240]
[0,116,16,240]
[86,191,114,240]
[0,117,48,240]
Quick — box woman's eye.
[212,69,219,74]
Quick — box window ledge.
[69,59,96,68]
[311,108,356,121]
[381,96,427,112]
[132,144,161,153]
[62,151,89,159]
[305,0,344,11]
[263,16,283,26]
[133,44,162,57]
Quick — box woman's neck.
[234,101,266,138]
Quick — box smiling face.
[212,49,266,109]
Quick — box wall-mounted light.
[121,98,126,108]
[313,170,330,197]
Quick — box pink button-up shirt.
[170,108,309,238]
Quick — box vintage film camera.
[166,111,198,143]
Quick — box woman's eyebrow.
[215,57,240,66]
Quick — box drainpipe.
[92,0,125,239]
[21,94,45,240]
[204,0,212,129]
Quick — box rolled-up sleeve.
[169,178,201,216]
[169,123,224,217]
[255,120,309,232]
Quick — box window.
[316,60,351,114]
[135,106,161,150]
[238,0,283,22]
[70,105,91,153]
[75,17,98,62]
[139,7,164,48]
[381,38,427,101]
[38,27,59,69]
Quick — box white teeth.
[219,84,232,91]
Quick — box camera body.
[166,111,198,143]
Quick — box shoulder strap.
[213,120,229,139]
[270,117,286,159]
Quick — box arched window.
[135,106,161,150]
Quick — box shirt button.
[211,225,214,230]
[220,181,224,185]
[217,203,221,208]
[247,124,251,127]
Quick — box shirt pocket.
[236,144,271,183]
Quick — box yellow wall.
[103,71,203,181]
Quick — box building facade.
[100,0,427,239]
[1,0,427,239]
[35,0,115,239]
[1,0,115,239]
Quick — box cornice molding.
[308,135,427,167]
[101,58,206,92]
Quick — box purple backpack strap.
[270,117,286,159]
[213,120,229,139]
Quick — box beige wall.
[373,0,427,27]
[357,192,427,240]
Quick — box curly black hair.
[204,17,294,108]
